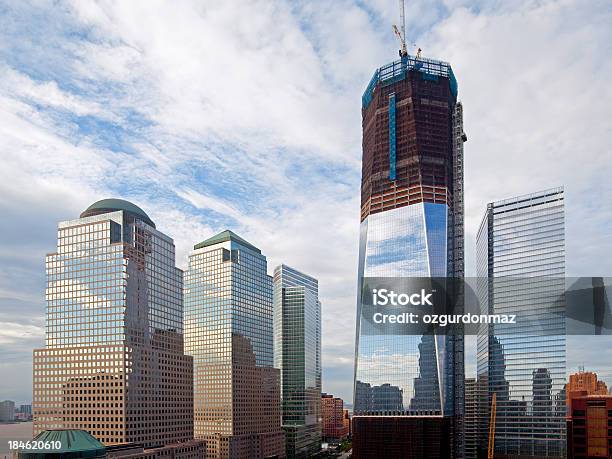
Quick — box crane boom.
[488,392,497,459]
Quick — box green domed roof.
[81,198,155,228]
[18,430,106,458]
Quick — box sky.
[1,0,612,405]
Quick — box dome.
[80,198,155,228]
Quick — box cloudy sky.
[1,0,611,405]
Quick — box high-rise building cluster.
[24,27,603,459]
[32,200,322,459]
[351,40,578,459]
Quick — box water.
[0,422,32,458]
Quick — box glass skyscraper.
[273,265,322,458]
[476,188,566,458]
[33,199,193,447]
[353,54,466,458]
[184,230,285,459]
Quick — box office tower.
[273,265,322,458]
[476,188,566,458]
[568,395,612,458]
[184,230,285,459]
[353,53,466,458]
[464,378,477,459]
[32,199,193,447]
[321,394,348,441]
[0,400,15,422]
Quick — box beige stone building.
[33,199,193,448]
[184,231,285,459]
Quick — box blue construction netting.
[362,55,458,109]
[388,92,397,181]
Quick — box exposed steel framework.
[360,56,460,223]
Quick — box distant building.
[566,370,608,407]
[273,264,322,458]
[32,199,193,447]
[19,405,32,416]
[464,379,477,459]
[0,400,15,422]
[321,394,348,441]
[184,230,285,459]
[568,395,612,458]
[342,410,351,437]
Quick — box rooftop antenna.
[392,0,408,57]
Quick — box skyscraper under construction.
[352,50,467,457]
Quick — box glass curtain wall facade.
[353,55,466,458]
[184,230,285,459]
[273,265,322,458]
[476,188,566,458]
[33,199,193,447]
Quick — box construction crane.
[487,392,497,459]
[392,0,408,57]
[392,0,420,58]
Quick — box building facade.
[321,394,348,441]
[476,188,566,458]
[567,370,608,404]
[273,264,321,458]
[184,230,285,459]
[342,410,351,438]
[464,378,477,459]
[568,395,612,458]
[353,53,466,458]
[32,199,193,447]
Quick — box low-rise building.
[321,394,348,441]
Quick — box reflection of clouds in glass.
[48,278,110,307]
[363,203,448,277]
[357,348,419,394]
[355,203,451,413]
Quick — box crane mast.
[398,0,407,56]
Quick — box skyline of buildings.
[273,265,322,458]
[2,15,607,457]
[353,50,466,457]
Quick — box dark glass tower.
[353,55,467,458]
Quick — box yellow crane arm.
[488,392,497,459]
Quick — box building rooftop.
[18,430,106,458]
[80,198,155,228]
[362,54,457,109]
[194,229,261,253]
